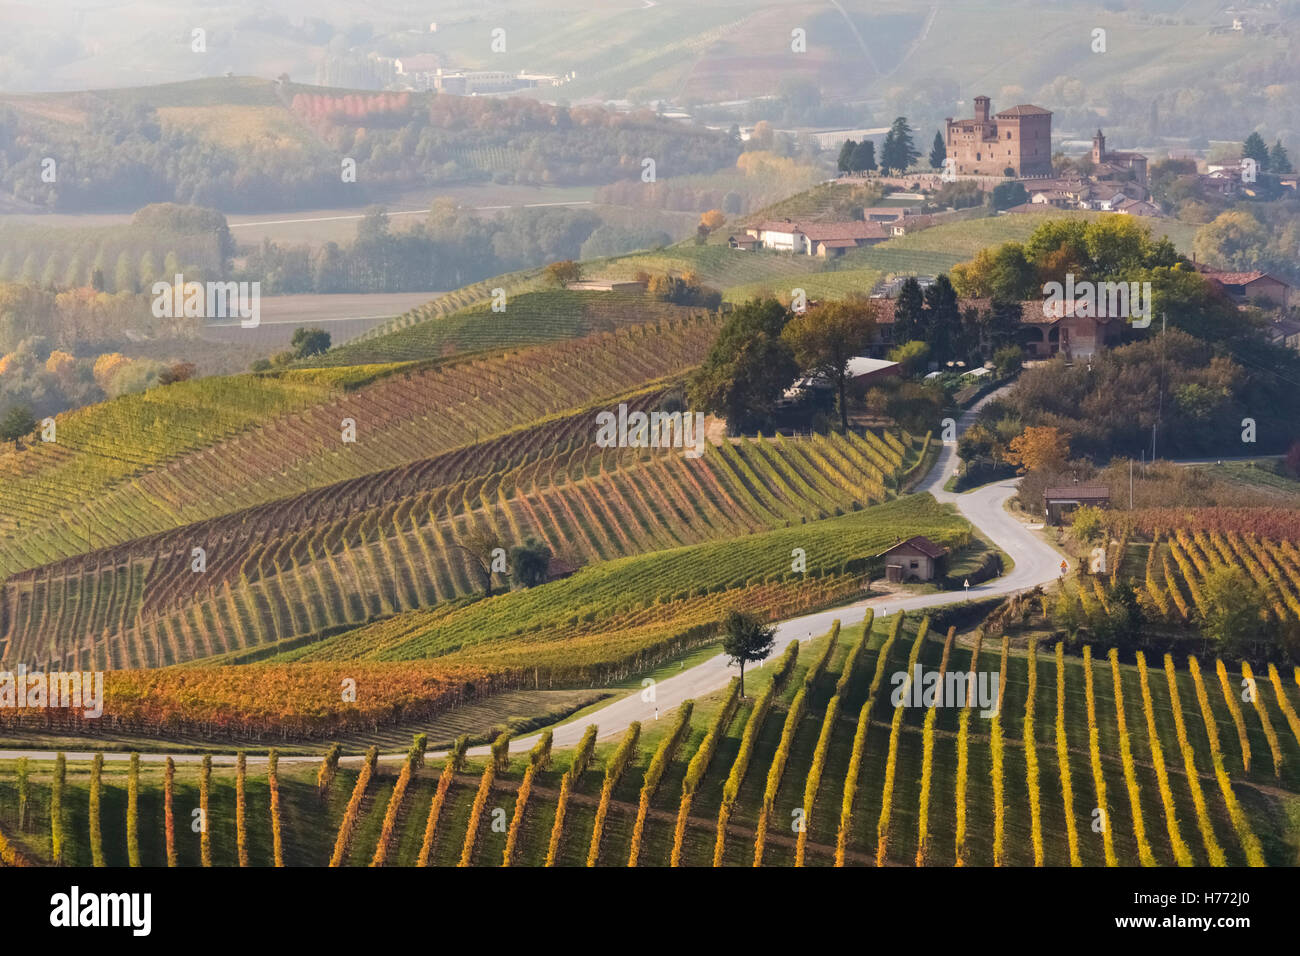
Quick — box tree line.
[1,89,740,213]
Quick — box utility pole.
[1153,311,1165,462]
[1130,457,1134,510]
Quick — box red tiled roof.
[996,104,1052,116]
[1001,202,1054,214]
[801,221,889,241]
[879,535,950,559]
[749,219,803,234]
[748,218,890,242]
[1203,270,1279,286]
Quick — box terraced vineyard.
[0,469,945,673]
[0,372,351,541]
[6,615,1296,866]
[601,245,828,290]
[722,267,884,304]
[303,289,707,368]
[0,317,722,581]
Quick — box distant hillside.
[0,78,740,213]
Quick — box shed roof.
[1043,486,1110,500]
[878,535,949,559]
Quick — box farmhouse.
[878,536,949,583]
[872,297,1127,360]
[1043,485,1110,526]
[944,96,1053,177]
[1112,196,1162,217]
[1195,266,1292,308]
[735,218,891,256]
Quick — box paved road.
[0,393,1065,766]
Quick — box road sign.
[1059,559,1068,575]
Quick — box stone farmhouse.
[1195,265,1292,308]
[730,217,894,256]
[877,536,949,583]
[871,297,1127,361]
[944,96,1053,177]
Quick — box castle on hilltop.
[944,95,1053,177]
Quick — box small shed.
[878,535,949,582]
[1043,485,1110,526]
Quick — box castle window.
[1006,132,1011,139]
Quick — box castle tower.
[974,95,990,125]
[1092,129,1105,164]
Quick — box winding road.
[0,394,1064,766]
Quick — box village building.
[732,218,892,256]
[877,536,949,583]
[1267,316,1300,350]
[871,297,1127,361]
[1044,486,1111,526]
[1195,265,1292,308]
[1111,196,1162,217]
[780,357,899,406]
[1090,129,1149,186]
[944,96,1053,177]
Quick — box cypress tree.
[929,130,946,169]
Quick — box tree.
[1109,581,1144,643]
[543,259,582,287]
[991,344,1023,378]
[356,206,392,244]
[837,139,858,174]
[928,131,946,169]
[0,404,35,444]
[688,297,798,434]
[888,340,930,377]
[509,538,552,588]
[782,299,878,430]
[1199,565,1263,656]
[699,209,726,232]
[721,610,775,698]
[990,181,1028,211]
[158,362,197,386]
[849,140,876,174]
[1068,504,1104,547]
[921,274,961,362]
[891,277,925,344]
[454,525,504,597]
[291,327,331,359]
[1193,211,1269,271]
[1005,425,1071,474]
[1269,140,1292,174]
[1242,131,1270,171]
[880,117,919,174]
